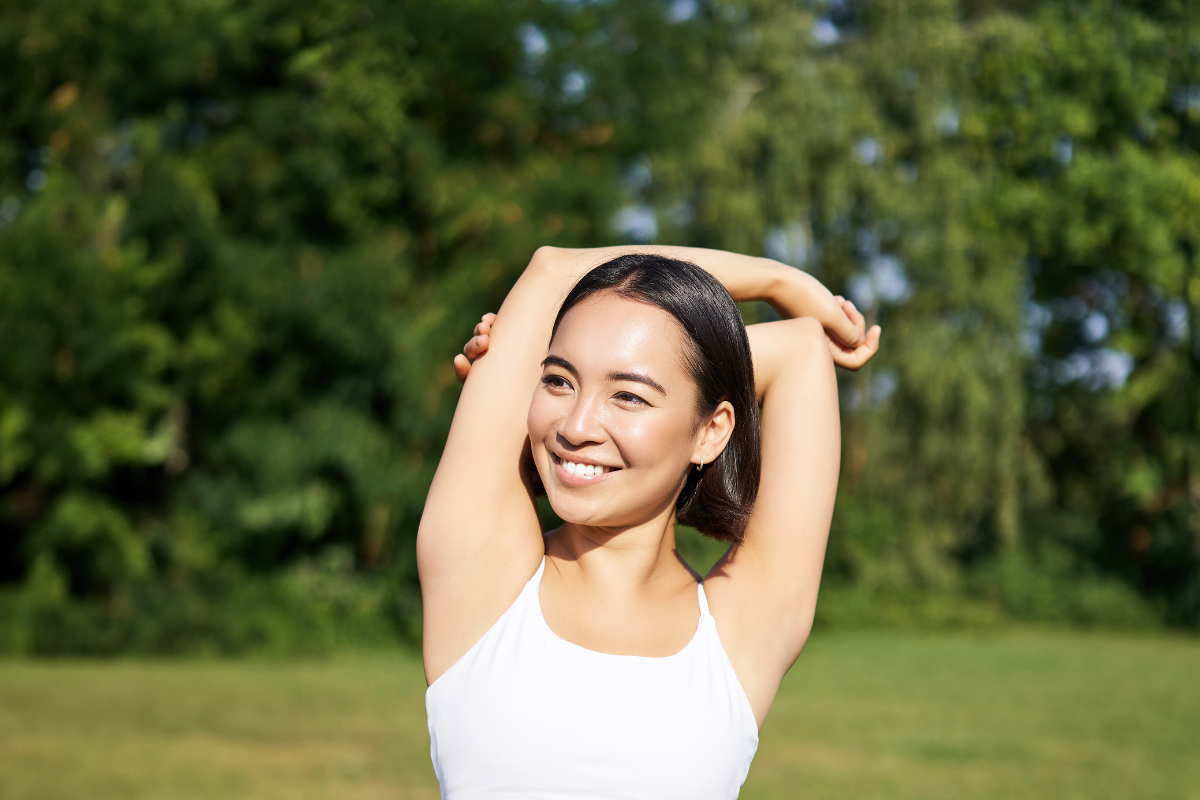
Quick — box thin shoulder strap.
[530,556,546,586]
[696,581,710,616]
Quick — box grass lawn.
[1,630,1196,800]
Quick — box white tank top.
[426,558,759,799]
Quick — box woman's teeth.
[561,459,610,477]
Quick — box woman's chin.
[545,498,618,529]
[546,505,603,528]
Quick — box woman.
[419,246,881,798]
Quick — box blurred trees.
[0,0,1196,653]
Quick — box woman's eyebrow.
[541,355,578,377]
[542,356,666,396]
[608,371,666,395]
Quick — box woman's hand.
[761,268,881,371]
[826,296,881,371]
[453,313,497,383]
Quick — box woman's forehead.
[550,295,690,375]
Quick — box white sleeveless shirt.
[426,558,759,799]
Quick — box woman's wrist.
[758,264,829,319]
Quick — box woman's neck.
[545,512,696,595]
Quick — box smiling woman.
[535,255,760,543]
[418,245,880,799]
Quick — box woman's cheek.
[610,414,682,470]
[526,392,556,443]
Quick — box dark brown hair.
[550,254,761,543]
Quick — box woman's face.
[527,293,729,529]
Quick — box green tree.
[0,0,737,652]
[1,0,1196,653]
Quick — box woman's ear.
[692,400,735,466]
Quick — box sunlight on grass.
[1,631,1196,799]
[747,632,1199,800]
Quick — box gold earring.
[696,458,704,471]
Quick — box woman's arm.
[418,247,594,685]
[707,283,879,728]
[452,253,878,383]
[549,246,868,353]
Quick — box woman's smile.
[552,452,621,486]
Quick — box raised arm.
[549,246,867,352]
[418,247,595,684]
[707,278,879,727]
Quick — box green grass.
[749,631,1199,799]
[1,631,1197,800]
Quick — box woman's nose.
[561,393,605,444]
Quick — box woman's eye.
[542,375,572,390]
[615,392,648,406]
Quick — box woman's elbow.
[780,317,832,366]
[528,245,566,278]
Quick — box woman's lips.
[552,454,620,487]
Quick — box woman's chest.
[537,576,700,658]
[428,650,755,799]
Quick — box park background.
[0,0,1197,798]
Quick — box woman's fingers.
[842,298,865,328]
[453,354,471,383]
[828,306,863,346]
[474,314,496,338]
[852,325,881,367]
[825,297,865,348]
[454,313,499,383]
[464,333,490,360]
[839,299,867,341]
[474,313,496,333]
[455,335,491,382]
[829,325,882,371]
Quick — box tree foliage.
[0,0,1196,653]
